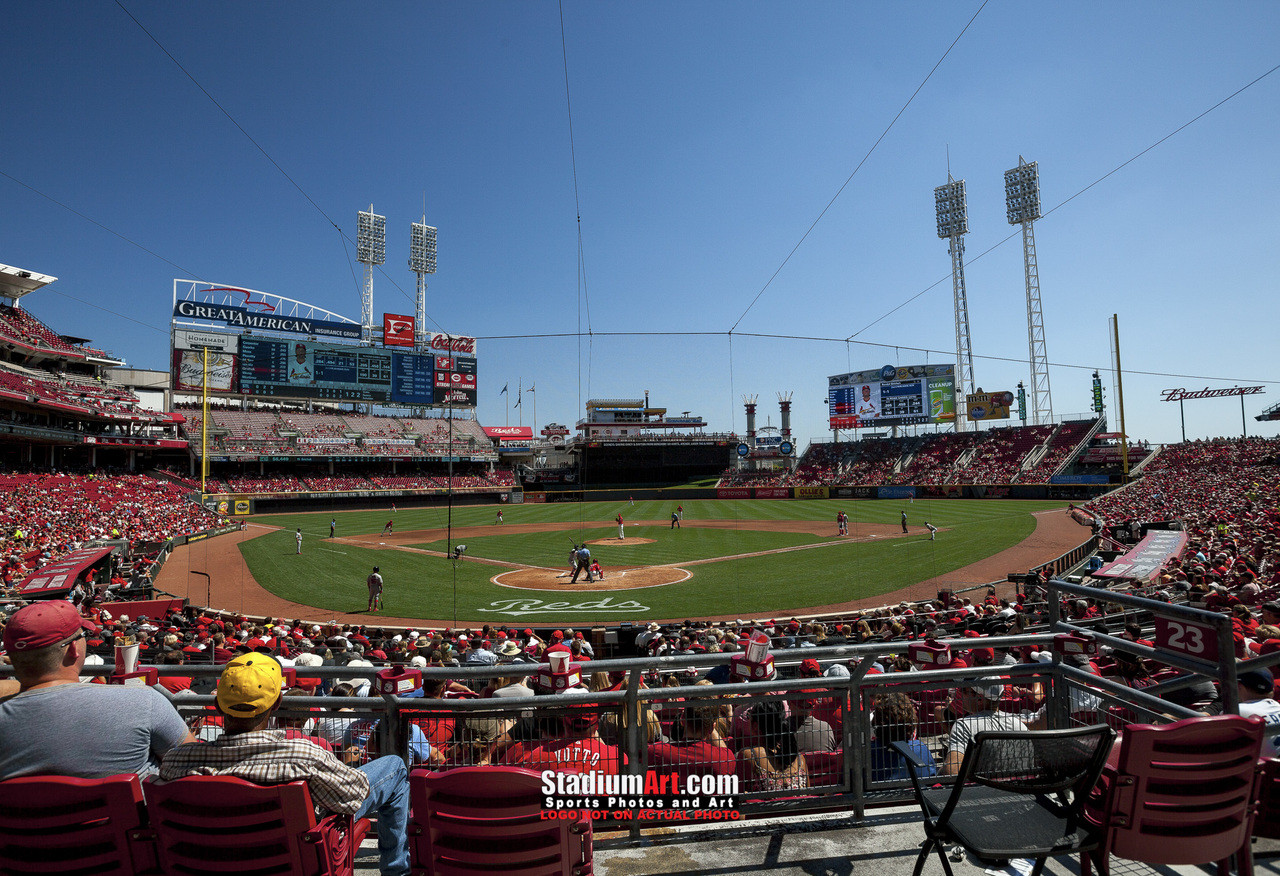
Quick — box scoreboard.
[828,364,956,429]
[174,331,477,407]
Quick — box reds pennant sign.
[383,314,415,348]
[429,332,477,356]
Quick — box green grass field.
[244,498,1069,624]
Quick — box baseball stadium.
[2,5,1280,875]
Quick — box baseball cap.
[3,601,97,652]
[800,658,822,676]
[216,654,284,717]
[1239,668,1274,695]
[964,678,1005,701]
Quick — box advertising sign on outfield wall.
[877,486,916,499]
[832,486,876,499]
[717,488,751,499]
[794,486,829,499]
[754,487,792,499]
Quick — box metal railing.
[11,580,1264,832]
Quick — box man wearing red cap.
[0,601,194,780]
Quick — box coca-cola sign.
[429,333,477,356]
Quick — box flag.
[500,383,508,395]
[528,384,535,393]
[514,395,521,407]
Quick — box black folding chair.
[893,724,1115,876]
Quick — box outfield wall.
[529,482,1111,502]
[215,489,515,514]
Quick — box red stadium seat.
[0,773,158,875]
[408,765,593,875]
[1083,714,1264,876]
[143,776,369,876]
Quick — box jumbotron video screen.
[172,329,478,407]
[828,364,956,429]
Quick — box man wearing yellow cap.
[160,653,410,876]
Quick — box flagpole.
[531,384,536,435]
[517,378,522,427]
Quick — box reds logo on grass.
[478,597,650,617]
[382,314,415,347]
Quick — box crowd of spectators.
[0,363,156,422]
[176,406,501,461]
[0,304,109,359]
[736,418,1103,488]
[1082,436,1280,616]
[0,468,222,598]
[5,433,1280,864]
[210,466,517,495]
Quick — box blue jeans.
[355,755,410,876]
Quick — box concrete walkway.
[353,803,1280,875]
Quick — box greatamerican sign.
[1160,386,1264,402]
[174,301,362,340]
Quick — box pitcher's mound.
[494,566,689,591]
[584,536,655,546]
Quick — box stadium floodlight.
[934,179,969,238]
[356,205,386,346]
[1004,159,1042,224]
[935,177,975,421]
[1006,157,1053,425]
[356,208,387,265]
[409,222,437,274]
[409,220,437,352]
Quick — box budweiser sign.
[429,332,477,355]
[483,426,533,439]
[1160,386,1264,402]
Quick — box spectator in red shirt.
[648,702,734,781]
[157,650,193,694]
[508,692,619,776]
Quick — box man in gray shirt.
[940,679,1030,775]
[0,600,193,780]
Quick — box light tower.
[409,217,437,349]
[1005,158,1053,425]
[356,205,386,344]
[935,177,974,429]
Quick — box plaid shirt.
[159,729,370,815]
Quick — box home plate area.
[493,565,691,591]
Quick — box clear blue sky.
[3,2,1278,446]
